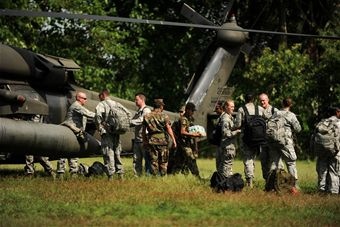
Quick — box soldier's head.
[214,101,224,115]
[99,89,110,101]
[76,92,87,106]
[245,93,254,103]
[185,102,196,117]
[330,105,340,118]
[135,92,146,108]
[282,97,293,109]
[179,105,186,117]
[224,99,235,114]
[259,93,270,109]
[153,98,165,110]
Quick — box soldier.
[315,106,340,194]
[218,99,241,177]
[130,92,152,177]
[57,91,95,178]
[268,98,302,189]
[142,99,176,176]
[24,115,55,178]
[235,93,265,187]
[95,89,126,180]
[258,93,282,180]
[213,101,225,170]
[177,102,202,178]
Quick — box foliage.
[1,158,339,226]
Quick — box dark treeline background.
[0,0,339,158]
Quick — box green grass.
[1,158,339,226]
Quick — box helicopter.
[0,3,338,164]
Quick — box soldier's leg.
[133,141,143,176]
[24,155,35,175]
[37,156,54,175]
[242,144,256,187]
[219,145,236,178]
[328,155,340,194]
[57,158,67,174]
[101,134,115,178]
[259,145,270,180]
[68,158,79,175]
[316,157,329,192]
[148,145,159,176]
[184,147,200,177]
[281,145,298,180]
[113,135,124,176]
[159,145,169,176]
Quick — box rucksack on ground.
[210,171,244,193]
[242,106,267,148]
[105,100,131,134]
[265,168,296,193]
[87,161,106,177]
[266,112,288,146]
[312,118,339,158]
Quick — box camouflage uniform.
[316,116,340,193]
[218,112,239,177]
[143,111,171,176]
[131,106,152,176]
[95,98,125,178]
[177,115,200,177]
[269,110,301,182]
[236,103,265,184]
[24,115,54,176]
[260,105,284,180]
[57,101,95,175]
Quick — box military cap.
[185,102,196,111]
[154,98,165,106]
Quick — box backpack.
[265,168,296,193]
[242,106,267,147]
[209,115,223,146]
[266,112,288,146]
[105,100,131,134]
[87,161,106,177]
[312,118,339,158]
[210,171,244,193]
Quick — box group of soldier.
[21,90,340,194]
[213,93,339,194]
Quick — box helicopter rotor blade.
[180,3,215,26]
[1,9,339,40]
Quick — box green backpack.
[265,168,296,193]
[312,118,339,158]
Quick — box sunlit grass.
[1,158,339,226]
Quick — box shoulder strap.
[255,105,259,116]
[242,106,250,116]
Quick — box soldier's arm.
[166,122,177,148]
[94,103,106,135]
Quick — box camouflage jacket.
[221,113,239,145]
[143,111,170,145]
[277,110,301,139]
[63,101,95,130]
[178,115,195,147]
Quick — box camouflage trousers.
[269,140,298,180]
[57,158,79,174]
[240,141,258,181]
[148,144,169,176]
[24,155,53,174]
[328,153,340,194]
[101,133,124,177]
[217,144,236,178]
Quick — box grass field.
[1,157,339,226]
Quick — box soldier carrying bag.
[242,106,267,148]
[105,100,131,134]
